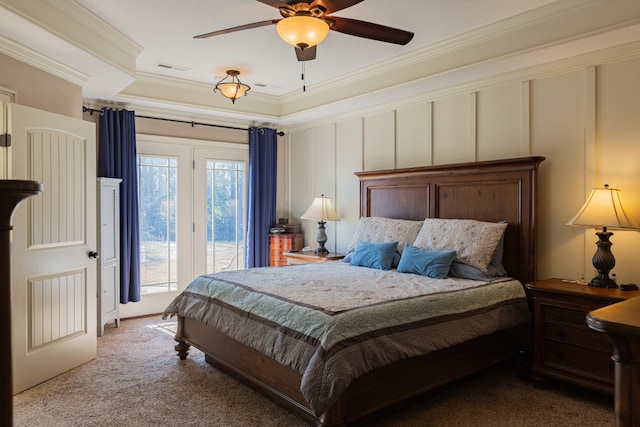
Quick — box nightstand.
[284,251,344,265]
[526,278,640,393]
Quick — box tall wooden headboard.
[356,156,545,285]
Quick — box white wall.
[281,53,640,284]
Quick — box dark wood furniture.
[269,233,303,266]
[173,156,544,427]
[284,251,344,265]
[0,180,42,427]
[526,278,640,393]
[588,296,640,426]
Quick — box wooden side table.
[588,297,640,427]
[284,251,344,265]
[525,278,640,393]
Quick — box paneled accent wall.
[283,54,640,283]
[335,119,363,251]
[432,94,473,165]
[363,112,394,171]
[396,102,431,169]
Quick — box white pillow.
[346,217,423,254]
[413,218,507,273]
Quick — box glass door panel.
[137,156,178,294]
[206,160,246,273]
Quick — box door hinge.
[0,133,11,147]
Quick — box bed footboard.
[173,314,528,427]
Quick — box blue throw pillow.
[397,244,456,279]
[349,241,399,270]
[344,249,401,268]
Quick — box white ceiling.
[1,0,639,127]
[75,0,557,95]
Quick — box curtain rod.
[82,106,284,135]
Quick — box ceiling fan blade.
[313,0,364,14]
[295,45,317,61]
[329,16,414,45]
[194,19,279,39]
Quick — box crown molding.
[0,0,141,77]
[0,33,89,86]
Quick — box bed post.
[317,397,346,427]
[174,315,191,360]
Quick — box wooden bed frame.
[173,156,545,427]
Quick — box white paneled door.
[9,104,97,393]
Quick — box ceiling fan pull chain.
[302,62,306,92]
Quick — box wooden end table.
[283,251,344,265]
[525,278,640,393]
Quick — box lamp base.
[314,220,329,255]
[588,230,617,288]
[589,275,618,288]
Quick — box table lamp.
[567,184,639,288]
[301,194,340,254]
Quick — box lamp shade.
[276,16,330,50]
[214,70,250,104]
[216,82,250,100]
[301,194,340,222]
[567,185,639,230]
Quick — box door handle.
[88,251,100,259]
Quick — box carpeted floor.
[14,316,614,426]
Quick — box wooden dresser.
[526,278,640,393]
[269,233,303,266]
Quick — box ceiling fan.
[194,0,414,61]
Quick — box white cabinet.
[97,178,122,336]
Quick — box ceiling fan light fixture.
[214,70,250,104]
[276,16,329,50]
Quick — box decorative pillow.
[397,244,456,279]
[449,226,508,280]
[449,262,494,281]
[413,219,508,274]
[349,241,399,270]
[343,249,401,268]
[488,231,507,276]
[346,217,423,255]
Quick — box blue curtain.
[97,108,141,303]
[246,127,278,268]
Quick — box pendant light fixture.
[214,70,250,104]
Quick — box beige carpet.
[14,316,614,427]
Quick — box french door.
[119,135,247,318]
